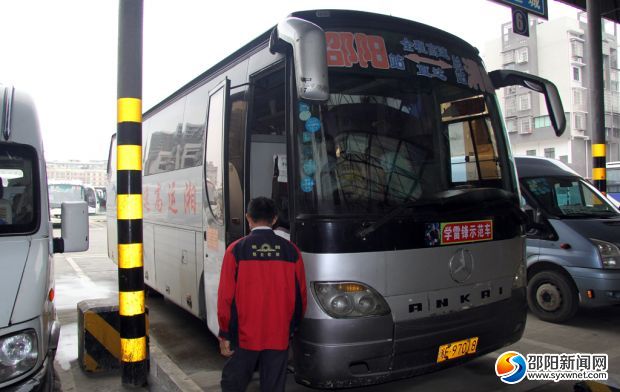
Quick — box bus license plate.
[436,337,478,363]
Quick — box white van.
[516,156,620,322]
[0,85,88,390]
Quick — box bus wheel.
[527,270,578,323]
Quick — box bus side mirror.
[269,17,329,102]
[489,69,566,137]
[53,201,89,253]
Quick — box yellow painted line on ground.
[583,380,613,392]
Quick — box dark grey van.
[516,156,620,322]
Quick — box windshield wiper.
[356,188,519,238]
[356,200,419,238]
[562,210,619,219]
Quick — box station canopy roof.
[556,0,620,23]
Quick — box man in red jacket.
[217,197,307,392]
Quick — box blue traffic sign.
[491,0,547,19]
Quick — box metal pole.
[587,0,606,192]
[117,0,147,386]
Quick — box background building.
[46,160,108,187]
[483,13,620,178]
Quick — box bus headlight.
[0,330,38,382]
[591,239,620,269]
[313,282,391,318]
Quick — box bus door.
[203,79,231,334]
[225,87,248,245]
[245,65,288,233]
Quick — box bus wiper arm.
[356,200,419,239]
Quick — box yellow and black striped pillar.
[593,144,606,193]
[587,1,606,195]
[117,0,147,386]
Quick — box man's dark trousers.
[221,347,288,392]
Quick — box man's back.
[218,228,306,351]
[217,196,307,392]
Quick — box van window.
[522,176,619,218]
[0,143,39,234]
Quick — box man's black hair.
[247,197,277,223]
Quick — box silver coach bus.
[107,10,565,388]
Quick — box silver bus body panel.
[142,166,204,318]
[385,237,521,295]
[303,237,521,321]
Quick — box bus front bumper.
[292,288,526,389]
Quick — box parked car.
[516,156,620,323]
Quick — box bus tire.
[527,269,578,323]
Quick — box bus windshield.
[522,176,619,218]
[49,184,85,208]
[294,72,507,216]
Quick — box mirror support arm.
[489,69,566,136]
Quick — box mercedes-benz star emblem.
[449,249,474,283]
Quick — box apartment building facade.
[483,14,620,178]
[46,160,108,187]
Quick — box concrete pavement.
[53,217,203,391]
[51,217,620,391]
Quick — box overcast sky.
[0,0,579,161]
